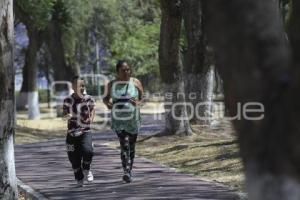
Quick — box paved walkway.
[15,114,240,200]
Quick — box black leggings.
[116,130,138,173]
[66,132,93,180]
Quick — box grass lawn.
[15,117,66,144]
[135,126,245,192]
[15,103,109,144]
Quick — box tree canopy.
[15,0,161,88]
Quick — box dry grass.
[15,118,67,144]
[133,121,245,192]
[15,104,109,145]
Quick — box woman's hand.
[82,117,92,124]
[103,80,113,109]
[106,102,113,109]
[63,113,72,121]
[129,98,142,107]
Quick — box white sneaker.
[76,179,84,187]
[83,170,94,182]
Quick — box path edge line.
[17,178,49,200]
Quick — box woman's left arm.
[84,98,96,123]
[90,109,96,123]
[130,78,144,106]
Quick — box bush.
[15,90,50,104]
[85,84,104,96]
[39,89,50,103]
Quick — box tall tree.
[14,0,55,119]
[19,27,42,119]
[46,0,104,82]
[0,0,18,199]
[204,0,296,199]
[181,0,215,125]
[46,0,79,82]
[287,4,300,199]
[159,0,193,135]
[109,0,161,90]
[288,0,300,67]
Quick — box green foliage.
[59,0,94,65]
[85,84,105,96]
[87,0,119,47]
[17,0,162,88]
[16,0,56,29]
[108,0,161,78]
[38,89,49,103]
[58,0,162,80]
[58,0,119,68]
[109,21,160,77]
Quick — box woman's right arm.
[62,98,72,120]
[103,81,113,109]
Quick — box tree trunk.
[182,0,214,125]
[203,0,297,199]
[288,0,300,68]
[163,80,193,135]
[46,3,79,117]
[288,0,300,120]
[46,17,79,82]
[19,31,39,90]
[14,2,42,119]
[0,0,18,199]
[159,0,193,135]
[19,28,41,119]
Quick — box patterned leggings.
[116,130,138,173]
[66,132,93,180]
